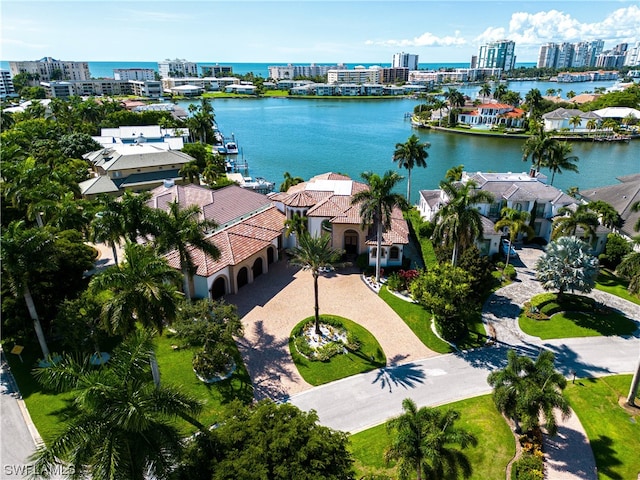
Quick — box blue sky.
[1,1,639,64]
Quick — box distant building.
[381,67,409,84]
[0,70,17,98]
[537,40,604,69]
[113,68,156,81]
[327,66,382,84]
[158,59,198,78]
[596,43,628,69]
[200,64,233,77]
[476,40,516,72]
[267,63,346,80]
[92,125,191,150]
[39,79,162,99]
[624,42,640,67]
[9,57,91,84]
[392,52,419,70]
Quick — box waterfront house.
[270,172,410,268]
[541,108,601,132]
[92,125,191,150]
[79,144,195,198]
[418,171,608,255]
[457,102,526,128]
[147,182,285,298]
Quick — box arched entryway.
[252,257,264,278]
[267,246,275,265]
[344,230,359,255]
[237,267,249,289]
[210,277,226,299]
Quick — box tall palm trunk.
[406,169,412,202]
[628,354,640,406]
[24,284,50,359]
[451,241,459,267]
[182,265,193,300]
[313,272,321,335]
[375,220,383,283]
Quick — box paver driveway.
[227,261,437,401]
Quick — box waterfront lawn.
[349,394,515,480]
[519,293,637,339]
[379,287,452,354]
[596,269,640,305]
[565,375,640,480]
[289,315,386,386]
[154,333,254,434]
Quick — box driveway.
[227,260,437,401]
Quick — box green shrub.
[503,264,517,280]
[511,454,544,480]
[385,272,403,292]
[418,221,433,238]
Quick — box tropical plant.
[287,232,343,335]
[432,98,447,126]
[445,164,464,182]
[545,141,579,185]
[588,200,621,230]
[151,201,219,299]
[432,179,494,266]
[522,125,555,174]
[524,88,543,119]
[494,207,534,273]
[586,118,599,138]
[351,170,406,282]
[284,213,308,241]
[89,242,183,335]
[493,84,508,102]
[569,115,582,132]
[551,204,599,241]
[535,236,599,298]
[393,134,430,202]
[444,88,465,109]
[29,329,205,480]
[280,171,304,192]
[479,83,492,103]
[179,161,201,184]
[1,220,56,359]
[385,398,477,480]
[617,251,640,296]
[488,349,570,436]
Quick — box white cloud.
[476,6,640,46]
[367,31,466,48]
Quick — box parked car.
[501,239,518,258]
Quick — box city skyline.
[1,1,639,64]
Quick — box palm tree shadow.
[589,435,623,479]
[235,319,296,403]
[543,343,611,378]
[372,362,426,392]
[455,342,542,371]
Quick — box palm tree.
[287,233,343,335]
[493,84,508,102]
[524,88,543,119]
[445,164,464,182]
[444,88,465,109]
[351,170,406,283]
[89,242,183,335]
[279,171,304,192]
[1,221,55,359]
[536,236,599,298]
[90,196,126,265]
[545,141,579,185]
[552,204,599,241]
[385,398,477,480]
[569,115,582,132]
[179,161,201,184]
[432,179,494,266]
[151,201,219,300]
[30,330,205,480]
[284,213,308,243]
[118,190,157,242]
[488,349,570,436]
[586,118,598,139]
[393,134,430,202]
[494,207,534,273]
[587,200,621,230]
[431,98,446,126]
[479,83,492,103]
[522,125,555,174]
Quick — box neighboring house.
[581,173,640,244]
[457,102,526,128]
[417,171,608,255]
[541,107,601,132]
[147,182,286,299]
[270,172,410,268]
[92,125,191,150]
[79,144,195,197]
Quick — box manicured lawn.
[378,287,452,354]
[349,394,515,479]
[596,269,640,305]
[565,375,640,480]
[289,315,386,386]
[519,293,637,340]
[154,333,253,434]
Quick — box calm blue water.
[177,97,639,203]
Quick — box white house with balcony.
[541,108,602,132]
[457,102,526,128]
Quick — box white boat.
[225,142,239,155]
[240,176,275,194]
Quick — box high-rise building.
[476,40,516,72]
[392,52,419,70]
[158,59,198,78]
[0,70,17,98]
[537,40,605,69]
[624,41,640,66]
[113,68,156,81]
[9,57,91,84]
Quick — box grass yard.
[519,293,637,340]
[289,315,386,386]
[566,375,640,480]
[154,333,253,434]
[596,269,640,305]
[349,394,515,479]
[378,287,452,354]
